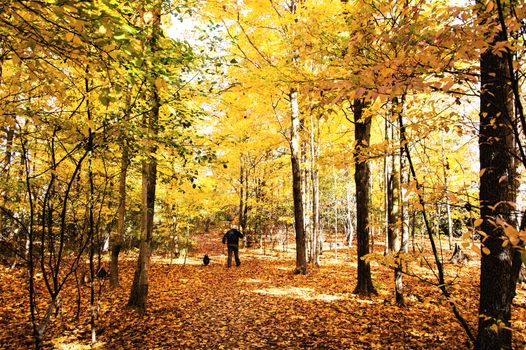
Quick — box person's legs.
[234,246,240,266]
[227,246,233,267]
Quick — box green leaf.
[114,33,126,40]
[122,24,137,34]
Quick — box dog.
[203,254,210,266]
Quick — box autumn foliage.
[1,0,526,348]
[0,232,524,349]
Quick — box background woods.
[0,0,525,349]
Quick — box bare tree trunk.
[333,172,338,261]
[391,98,404,305]
[289,88,307,274]
[110,82,132,289]
[239,159,244,232]
[410,209,416,253]
[85,69,99,346]
[383,117,389,256]
[128,11,160,310]
[476,10,520,348]
[110,141,128,289]
[440,139,454,250]
[345,175,353,247]
[352,99,376,295]
[0,126,14,235]
[128,120,158,309]
[238,156,249,239]
[305,174,312,262]
[389,149,402,303]
[310,112,320,266]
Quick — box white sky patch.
[167,16,200,43]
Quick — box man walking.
[222,227,244,267]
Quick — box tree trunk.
[389,147,402,304]
[383,117,389,256]
[388,99,405,305]
[289,88,307,274]
[110,140,128,289]
[476,22,520,350]
[0,126,14,237]
[352,99,376,295]
[345,176,353,247]
[310,112,320,266]
[333,172,338,261]
[303,151,311,261]
[440,139,454,250]
[128,11,160,310]
[239,156,249,241]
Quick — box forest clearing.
[1,231,524,350]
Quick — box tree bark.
[345,174,353,247]
[389,146,402,304]
[110,141,128,289]
[289,88,307,274]
[475,22,520,350]
[110,82,132,289]
[310,112,320,266]
[0,126,14,237]
[128,137,157,309]
[238,156,249,244]
[128,11,160,310]
[352,99,376,295]
[383,117,389,256]
[441,140,454,250]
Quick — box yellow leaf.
[65,32,74,42]
[154,77,166,91]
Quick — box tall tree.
[309,111,321,266]
[475,1,522,347]
[289,0,307,274]
[110,137,128,289]
[290,88,307,274]
[352,98,376,295]
[128,9,161,310]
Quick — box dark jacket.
[222,228,244,246]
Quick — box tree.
[352,98,376,295]
[386,99,404,304]
[290,88,308,274]
[475,0,523,347]
[110,136,129,289]
[110,83,133,289]
[128,9,162,310]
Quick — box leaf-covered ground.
[1,233,525,349]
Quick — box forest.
[0,0,525,349]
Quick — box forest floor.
[1,232,525,349]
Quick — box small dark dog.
[203,254,210,266]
